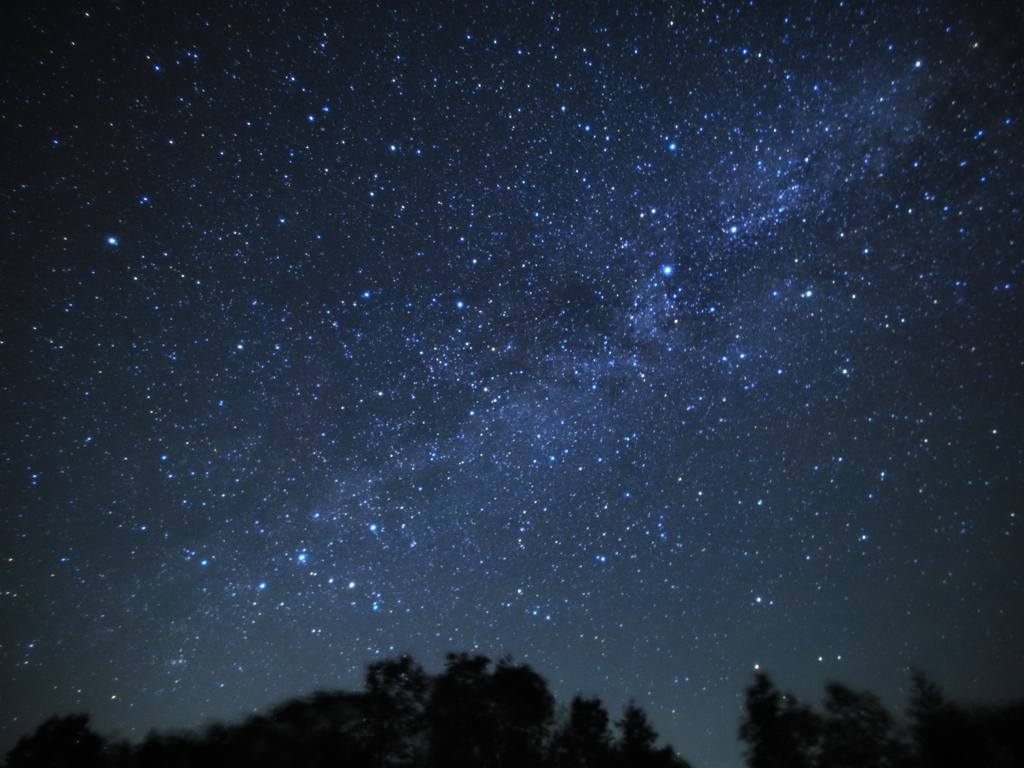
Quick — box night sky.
[2,2,1022,766]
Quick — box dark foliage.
[4,653,689,768]
[10,660,1020,768]
[739,673,819,768]
[739,670,1024,768]
[905,669,1024,768]
[551,695,613,768]
[616,700,691,768]
[361,655,428,768]
[5,714,105,768]
[819,682,907,768]
[424,653,555,768]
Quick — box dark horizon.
[7,653,1023,768]
[2,2,1022,766]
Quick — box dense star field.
[2,2,1022,766]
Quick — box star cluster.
[1,3,1022,766]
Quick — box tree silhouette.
[0,652,695,768]
[906,668,1024,768]
[737,668,1024,768]
[361,655,428,768]
[5,714,105,768]
[487,658,555,768]
[424,652,495,768]
[550,695,612,768]
[906,668,963,768]
[424,653,555,768]
[818,682,907,768]
[617,700,658,755]
[615,700,691,768]
[738,673,819,768]
[237,690,365,768]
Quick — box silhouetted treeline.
[3,652,691,768]
[739,669,1024,768]
[9,656,1023,768]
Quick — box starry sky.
[1,2,1022,766]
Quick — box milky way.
[2,3,1022,766]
